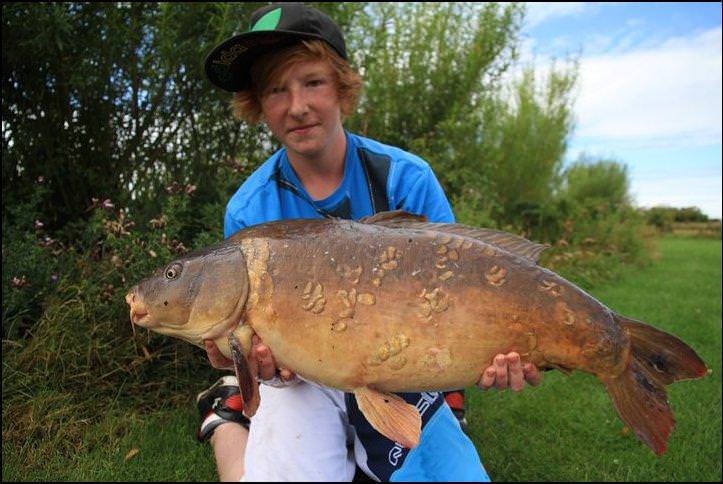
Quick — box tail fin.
[618,315,708,384]
[602,314,708,455]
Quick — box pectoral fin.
[228,326,260,417]
[354,387,421,448]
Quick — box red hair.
[230,40,363,124]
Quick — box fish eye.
[164,262,183,280]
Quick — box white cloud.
[575,26,722,147]
[524,2,588,28]
[518,9,722,216]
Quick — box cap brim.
[204,30,328,92]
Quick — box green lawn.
[470,237,722,481]
[3,237,721,481]
[3,406,217,481]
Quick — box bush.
[2,188,227,467]
[644,206,676,232]
[562,156,631,210]
[642,205,711,233]
[2,180,69,341]
[537,158,653,288]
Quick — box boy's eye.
[307,79,324,87]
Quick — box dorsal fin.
[360,210,428,224]
[360,210,549,264]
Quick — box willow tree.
[2,3,269,228]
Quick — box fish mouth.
[130,309,150,326]
[126,291,152,327]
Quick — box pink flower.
[11,276,28,288]
[39,236,55,247]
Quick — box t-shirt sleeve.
[224,205,247,239]
[398,166,455,224]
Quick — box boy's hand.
[203,335,296,383]
[478,352,541,391]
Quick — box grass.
[3,237,721,481]
[469,237,722,481]
[671,221,722,239]
[2,406,218,481]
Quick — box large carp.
[125,211,707,453]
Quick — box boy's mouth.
[288,123,319,135]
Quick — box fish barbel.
[125,211,708,452]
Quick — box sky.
[520,2,722,219]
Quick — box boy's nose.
[288,89,310,117]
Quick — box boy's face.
[260,59,344,161]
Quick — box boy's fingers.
[252,343,275,380]
[494,354,508,390]
[506,352,524,392]
[523,363,542,386]
[478,367,496,389]
[203,340,233,369]
[279,368,297,381]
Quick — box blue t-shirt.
[225,131,489,482]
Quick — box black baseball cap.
[204,3,347,92]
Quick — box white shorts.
[241,379,357,482]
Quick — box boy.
[198,3,540,481]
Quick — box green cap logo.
[251,8,281,32]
